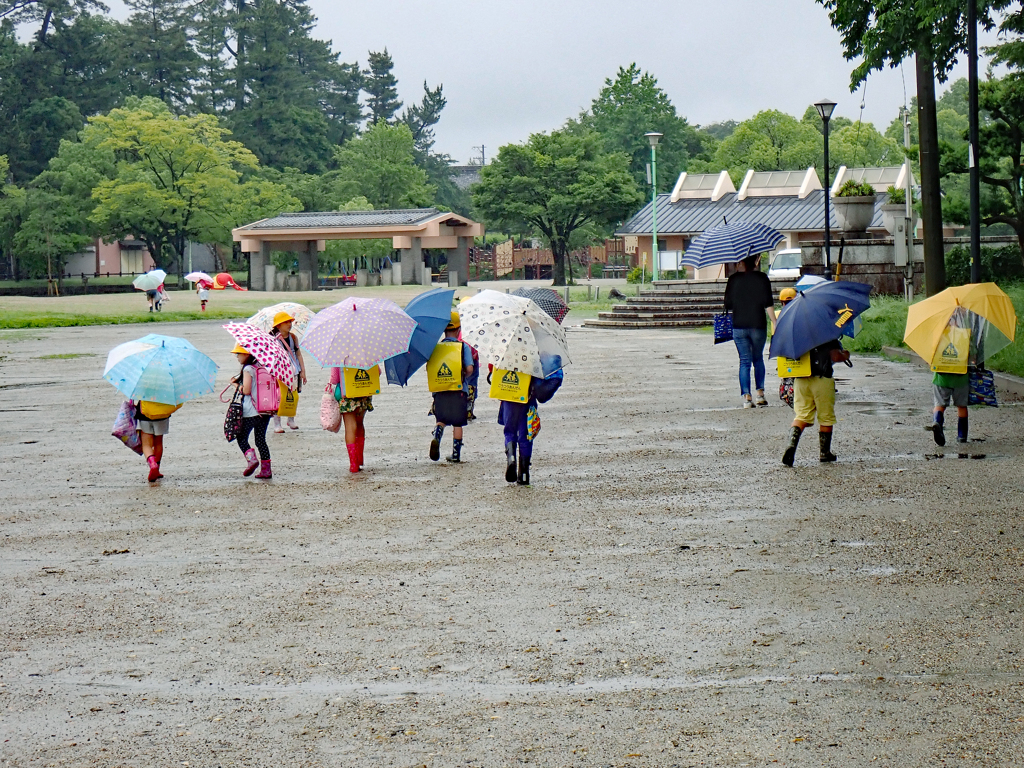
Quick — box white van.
[768,248,801,281]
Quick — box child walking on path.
[782,339,850,466]
[930,371,969,446]
[232,344,272,479]
[427,312,475,463]
[329,366,375,473]
[197,284,209,312]
[270,312,306,432]
[497,361,563,486]
[136,400,182,482]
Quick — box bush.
[836,179,876,197]
[944,244,1024,286]
[626,266,651,284]
[589,262,604,278]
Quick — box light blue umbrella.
[103,333,218,404]
[681,222,784,270]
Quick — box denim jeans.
[733,326,767,396]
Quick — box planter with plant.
[880,184,917,236]
[833,179,878,233]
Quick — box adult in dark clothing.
[723,254,777,407]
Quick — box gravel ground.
[1,321,1022,767]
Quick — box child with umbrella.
[103,334,218,482]
[230,343,274,479]
[769,281,871,466]
[426,312,475,463]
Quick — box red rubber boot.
[347,443,360,473]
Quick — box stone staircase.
[584,279,795,329]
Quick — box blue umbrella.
[384,287,456,386]
[103,333,218,404]
[769,281,872,360]
[793,274,861,338]
[681,222,785,270]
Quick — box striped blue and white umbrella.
[681,222,784,270]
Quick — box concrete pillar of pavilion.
[446,236,470,286]
[399,237,422,285]
[296,240,318,291]
[248,241,269,291]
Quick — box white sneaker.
[743,399,755,409]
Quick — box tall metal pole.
[968,0,982,284]
[651,142,659,283]
[822,116,832,278]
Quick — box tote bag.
[713,312,733,344]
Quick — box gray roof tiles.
[618,191,885,236]
[243,209,442,230]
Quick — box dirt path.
[1,322,1022,767]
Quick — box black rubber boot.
[504,443,517,482]
[429,425,443,461]
[781,426,803,467]
[957,415,969,444]
[819,430,837,462]
[517,454,531,486]
[446,438,463,463]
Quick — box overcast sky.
[106,0,1002,164]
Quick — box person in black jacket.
[782,339,850,466]
[724,254,777,407]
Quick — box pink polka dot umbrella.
[223,323,297,384]
[300,297,416,369]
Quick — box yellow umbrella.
[904,282,1016,369]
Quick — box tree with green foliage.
[696,110,821,184]
[474,129,642,286]
[84,97,294,271]
[120,0,199,110]
[363,48,401,125]
[814,0,1012,294]
[579,63,708,191]
[333,121,433,209]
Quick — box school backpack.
[252,365,280,414]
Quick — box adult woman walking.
[270,311,306,432]
[723,254,777,408]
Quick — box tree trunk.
[551,242,568,286]
[916,51,946,296]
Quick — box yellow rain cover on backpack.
[139,400,182,419]
[277,383,298,417]
[930,326,970,374]
[343,366,381,396]
[489,368,532,402]
[777,353,811,378]
[426,342,463,392]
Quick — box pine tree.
[363,48,401,124]
[120,0,199,110]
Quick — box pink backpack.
[252,365,280,414]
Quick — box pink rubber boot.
[255,460,272,479]
[147,456,160,482]
[243,449,259,476]
[347,443,360,473]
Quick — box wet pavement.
[1,322,1022,767]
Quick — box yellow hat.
[272,311,295,327]
[231,343,249,354]
[779,287,798,303]
[446,310,461,330]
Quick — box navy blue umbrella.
[769,280,872,360]
[384,287,455,386]
[681,221,785,270]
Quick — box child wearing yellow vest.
[426,312,475,463]
[329,364,379,472]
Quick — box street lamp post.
[814,98,837,279]
[645,132,663,283]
